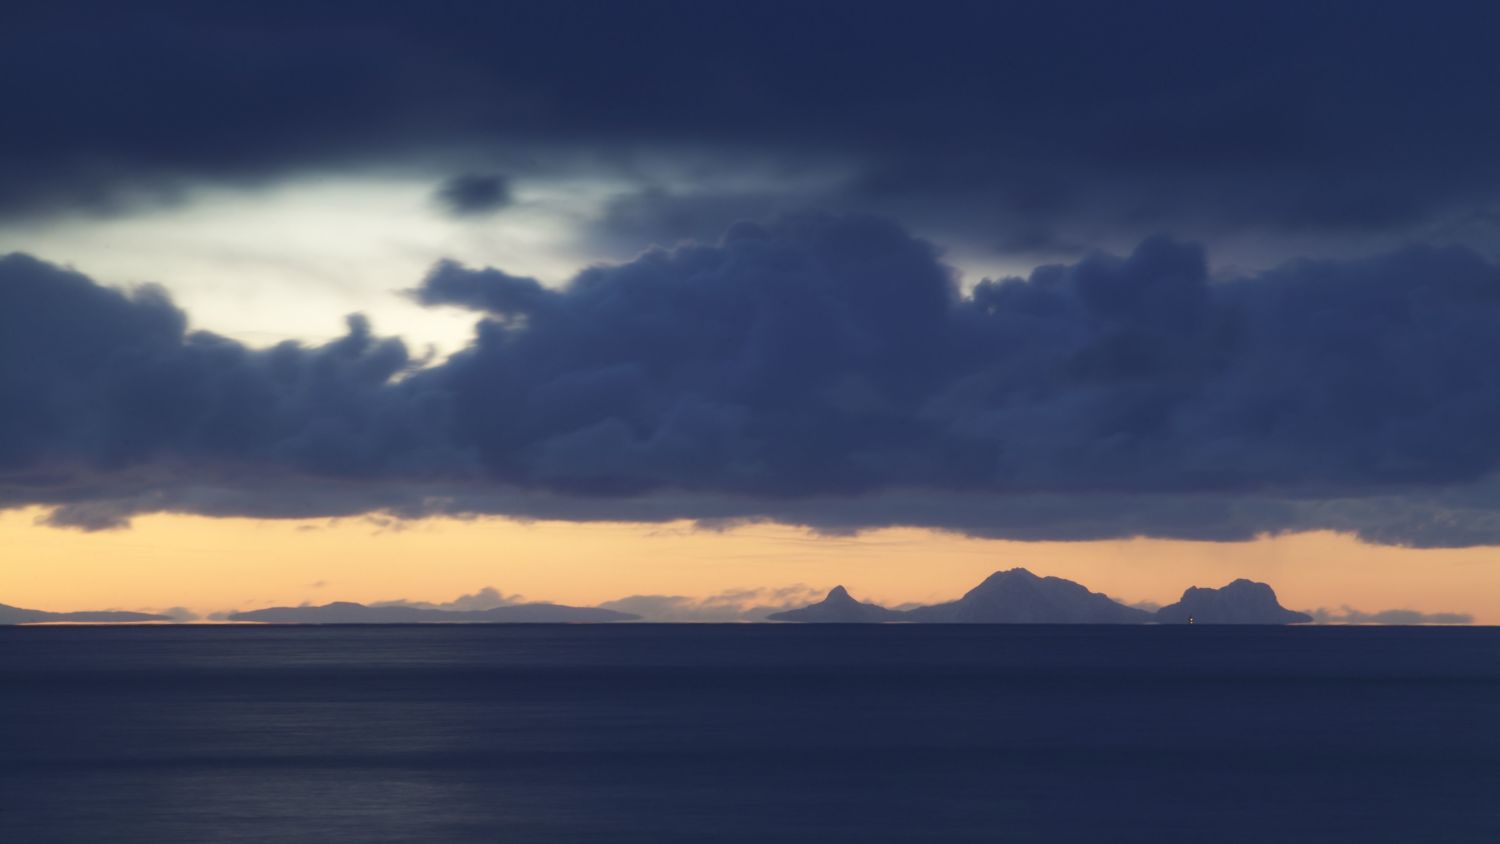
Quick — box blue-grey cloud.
[419,217,1500,501]
[0,252,456,489]
[412,261,555,318]
[4,1,1500,263]
[7,214,1500,545]
[588,190,792,255]
[433,174,512,217]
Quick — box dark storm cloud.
[5,1,1500,254]
[417,216,1500,502]
[8,213,1500,544]
[588,190,791,255]
[411,261,555,318]
[433,174,512,217]
[0,252,467,491]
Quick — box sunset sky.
[5,1,1500,622]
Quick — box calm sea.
[3,625,1499,842]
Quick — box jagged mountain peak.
[767,586,905,623]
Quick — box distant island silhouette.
[227,601,639,624]
[0,603,171,625]
[1156,579,1313,625]
[0,570,1439,625]
[770,569,1310,625]
[765,585,908,623]
[902,569,1154,624]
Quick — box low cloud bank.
[7,214,1500,545]
[1310,606,1474,625]
[373,587,523,612]
[597,586,824,622]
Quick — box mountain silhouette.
[228,601,638,624]
[766,586,907,623]
[1155,579,1312,624]
[0,603,171,624]
[769,570,1152,624]
[904,569,1153,624]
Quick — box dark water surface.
[3,625,1500,842]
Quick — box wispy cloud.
[598,585,824,622]
[1309,606,1473,625]
[372,587,524,612]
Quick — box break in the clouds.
[6,212,1500,545]
[5,2,1500,265]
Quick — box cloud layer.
[597,587,825,623]
[5,2,1500,262]
[6,213,1500,544]
[1309,607,1475,625]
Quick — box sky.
[4,0,1500,621]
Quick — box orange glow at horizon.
[2,507,1498,622]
